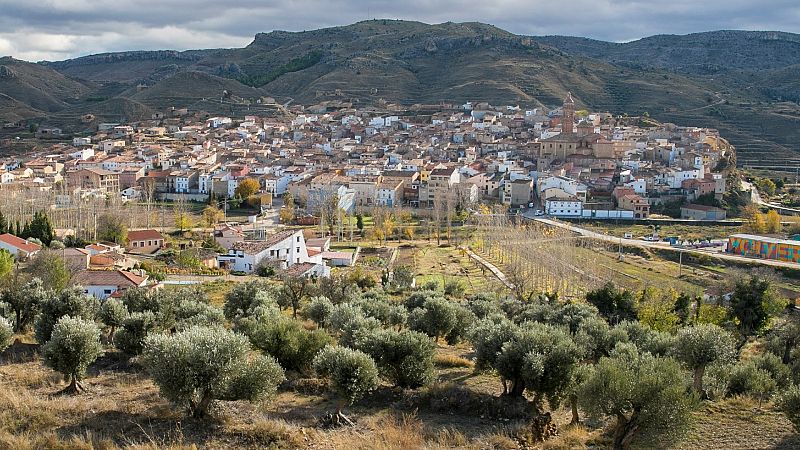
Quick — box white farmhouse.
[217,229,328,276]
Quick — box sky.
[1,0,799,61]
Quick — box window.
[104,289,112,295]
[296,236,300,242]
[296,247,300,253]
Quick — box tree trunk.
[507,379,525,397]
[570,394,580,425]
[59,374,84,395]
[193,390,213,418]
[692,365,706,395]
[613,413,639,450]
[108,325,117,343]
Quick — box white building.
[217,229,328,276]
[545,199,583,217]
[73,270,149,300]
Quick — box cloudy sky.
[1,0,799,61]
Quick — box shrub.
[444,280,466,298]
[119,286,158,313]
[749,353,792,389]
[727,361,777,400]
[1,277,53,332]
[244,316,333,373]
[408,297,459,342]
[404,289,441,310]
[114,311,160,355]
[98,298,128,342]
[174,300,225,330]
[313,346,379,405]
[444,305,476,345]
[0,316,13,352]
[142,326,285,418]
[34,286,99,344]
[355,329,435,388]
[393,265,415,290]
[223,281,276,321]
[465,293,501,319]
[778,384,800,431]
[303,296,335,328]
[42,316,103,394]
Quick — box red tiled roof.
[73,270,147,287]
[0,233,42,253]
[127,229,164,241]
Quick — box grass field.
[395,244,502,295]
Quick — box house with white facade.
[73,269,149,300]
[217,229,328,276]
[545,199,583,217]
[0,233,42,259]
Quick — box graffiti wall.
[727,236,800,263]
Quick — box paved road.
[524,215,800,270]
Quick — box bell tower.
[563,92,575,134]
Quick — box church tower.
[563,92,575,134]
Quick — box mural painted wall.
[728,236,800,263]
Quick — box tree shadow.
[771,433,800,450]
[57,409,219,447]
[1,339,39,364]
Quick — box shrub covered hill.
[2,20,800,162]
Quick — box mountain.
[2,21,799,166]
[0,57,90,121]
[536,30,800,166]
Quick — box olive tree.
[778,384,800,431]
[223,281,276,321]
[495,322,582,405]
[303,296,335,328]
[142,326,285,418]
[243,315,332,373]
[574,316,628,362]
[673,324,736,395]
[35,286,99,344]
[408,297,459,342]
[0,316,13,352]
[355,328,435,388]
[173,300,225,330]
[313,345,379,421]
[470,316,519,373]
[1,278,53,332]
[42,316,103,394]
[579,349,691,450]
[98,298,128,342]
[114,311,160,355]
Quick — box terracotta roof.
[0,234,42,253]
[73,270,147,287]
[127,229,165,241]
[285,262,316,277]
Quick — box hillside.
[2,21,800,163]
[0,57,90,114]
